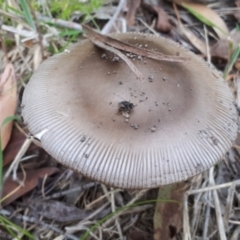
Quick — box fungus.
[22,33,238,189]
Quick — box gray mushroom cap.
[22,32,238,189]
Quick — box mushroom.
[22,32,238,189]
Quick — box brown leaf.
[126,0,141,26]
[211,32,240,60]
[2,167,59,206]
[235,59,240,71]
[0,63,17,150]
[23,39,34,48]
[3,126,36,166]
[153,182,188,240]
[173,4,206,55]
[175,1,229,39]
[90,35,144,80]
[82,25,190,63]
[82,24,189,81]
[180,25,207,55]
[142,4,171,32]
[82,25,190,81]
[153,6,171,32]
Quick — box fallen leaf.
[142,3,171,32]
[225,73,235,82]
[3,126,35,166]
[152,6,171,32]
[29,200,91,222]
[0,63,17,150]
[176,2,229,39]
[153,182,188,240]
[235,59,240,71]
[2,167,59,206]
[180,25,207,55]
[211,32,240,60]
[173,4,206,55]
[29,200,111,222]
[90,36,144,80]
[23,39,34,48]
[82,24,190,63]
[126,0,141,26]
[82,24,190,81]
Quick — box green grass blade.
[0,215,35,239]
[0,217,19,239]
[20,0,36,30]
[59,29,81,37]
[223,43,240,79]
[6,5,24,17]
[1,116,21,128]
[81,198,178,240]
[182,3,227,35]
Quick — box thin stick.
[224,180,235,228]
[110,187,123,239]
[202,192,211,239]
[186,181,240,195]
[91,38,144,80]
[101,0,126,34]
[82,24,190,63]
[230,225,240,240]
[3,137,33,182]
[86,189,122,210]
[43,182,96,200]
[101,189,147,229]
[183,193,191,240]
[204,25,211,64]
[209,167,227,240]
[29,3,45,61]
[36,14,82,31]
[0,209,79,240]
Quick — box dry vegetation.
[1,0,240,239]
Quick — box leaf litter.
[28,200,111,223]
[142,2,172,32]
[3,126,36,166]
[0,63,17,151]
[179,1,229,38]
[211,32,240,60]
[1,0,240,239]
[82,24,190,80]
[2,167,59,207]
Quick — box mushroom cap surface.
[22,32,238,189]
